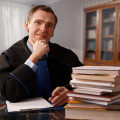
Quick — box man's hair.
[27,5,58,28]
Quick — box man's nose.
[40,24,46,32]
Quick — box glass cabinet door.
[85,11,97,59]
[119,30,120,62]
[118,6,120,63]
[101,8,115,61]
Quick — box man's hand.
[29,40,49,64]
[49,87,69,107]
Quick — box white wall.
[50,0,112,63]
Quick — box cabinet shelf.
[102,20,115,23]
[86,25,96,28]
[86,39,96,40]
[86,49,96,51]
[84,2,120,65]
[101,50,113,52]
[102,36,114,38]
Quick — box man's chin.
[36,39,49,43]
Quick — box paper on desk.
[6,97,53,112]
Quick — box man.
[0,5,83,106]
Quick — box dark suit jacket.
[0,36,83,102]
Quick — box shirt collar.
[27,40,33,53]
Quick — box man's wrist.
[24,59,37,72]
[29,54,39,64]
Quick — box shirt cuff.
[24,59,37,72]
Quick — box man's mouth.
[36,34,46,38]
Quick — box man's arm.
[0,53,36,102]
[0,40,50,102]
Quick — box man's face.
[25,10,55,45]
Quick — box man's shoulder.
[49,42,83,67]
[49,42,75,55]
[8,36,28,49]
[2,36,30,65]
[5,36,28,53]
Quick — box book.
[73,66,120,71]
[86,51,95,59]
[91,16,96,25]
[65,105,120,120]
[70,79,116,87]
[108,39,113,51]
[73,86,120,95]
[6,97,53,112]
[73,88,107,95]
[67,91,120,101]
[71,73,119,82]
[0,103,7,110]
[67,100,120,110]
[68,97,120,106]
[71,84,120,93]
[87,40,96,50]
[87,29,96,39]
[72,66,120,75]
[103,26,110,37]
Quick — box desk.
[1,108,120,120]
[0,109,66,120]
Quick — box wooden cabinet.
[83,1,120,66]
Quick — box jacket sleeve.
[0,53,36,102]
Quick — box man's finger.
[52,95,68,107]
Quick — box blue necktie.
[34,56,52,99]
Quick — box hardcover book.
[87,29,96,39]
[68,98,120,106]
[71,73,119,82]
[73,88,107,95]
[71,84,120,93]
[70,79,116,87]
[67,91,120,101]
[72,66,120,75]
[67,100,120,110]
[65,105,120,120]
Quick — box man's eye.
[47,24,53,28]
[36,21,41,24]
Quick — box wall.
[50,0,112,63]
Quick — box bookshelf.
[84,1,120,66]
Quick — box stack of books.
[66,66,120,110]
[65,106,120,120]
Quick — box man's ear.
[24,20,29,31]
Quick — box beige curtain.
[0,0,31,53]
